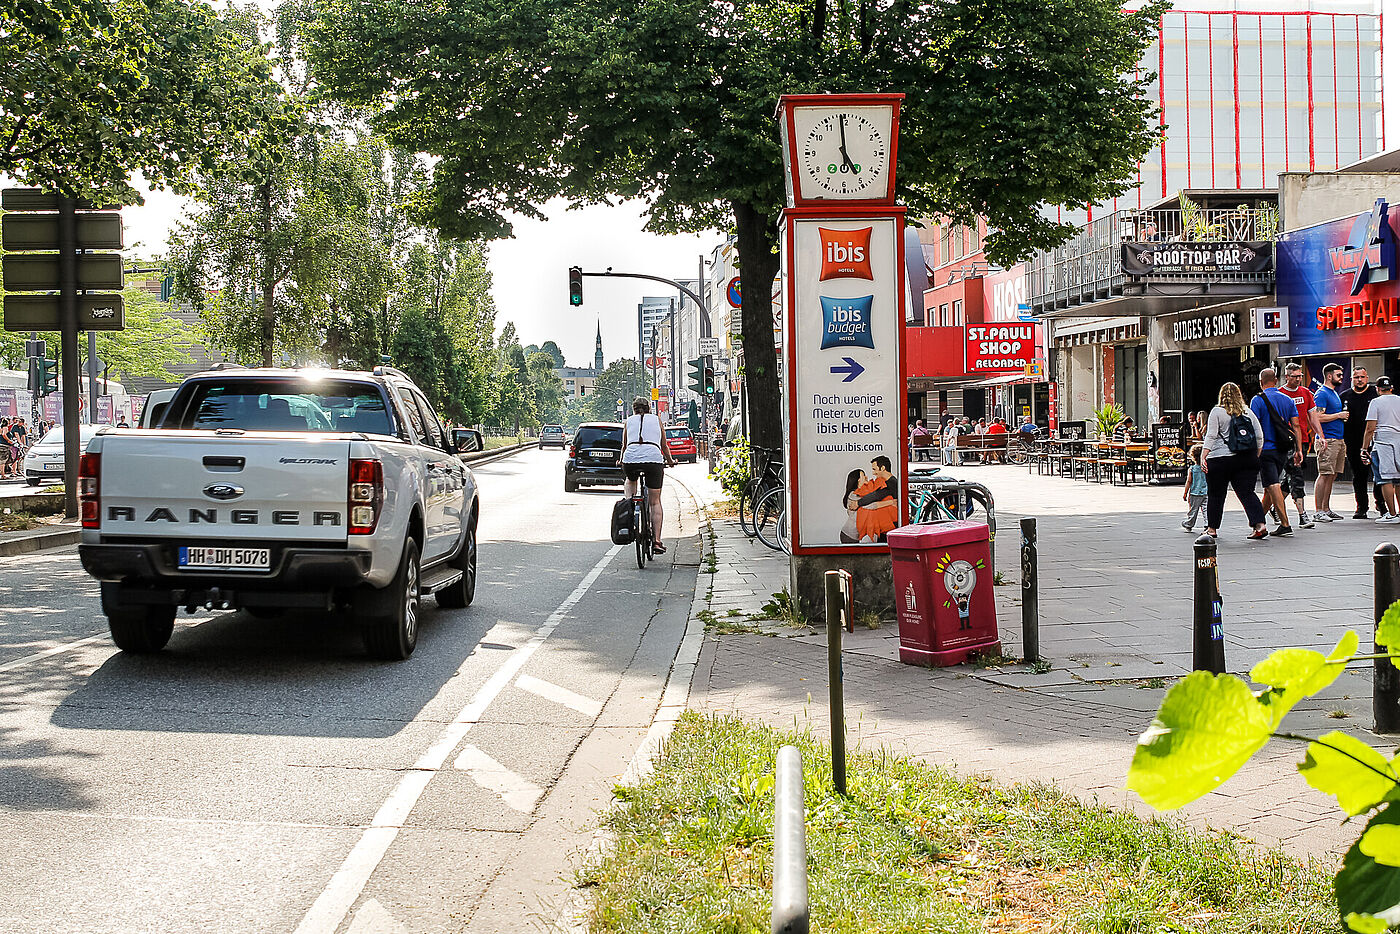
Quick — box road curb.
[462,441,533,467]
[0,526,80,557]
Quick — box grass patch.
[857,609,883,630]
[708,497,739,518]
[484,435,527,450]
[0,511,41,532]
[582,712,1333,934]
[748,589,808,627]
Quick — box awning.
[968,373,1037,388]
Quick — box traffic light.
[703,365,715,395]
[39,358,57,396]
[568,266,583,306]
[687,358,705,394]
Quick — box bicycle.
[633,472,653,569]
[739,446,785,538]
[753,483,790,553]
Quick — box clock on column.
[777,94,902,207]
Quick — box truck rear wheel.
[105,603,176,654]
[360,539,421,660]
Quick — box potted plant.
[1092,403,1127,441]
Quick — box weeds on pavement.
[580,712,1331,933]
[0,510,40,532]
[749,588,808,627]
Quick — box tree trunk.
[259,182,275,367]
[731,200,783,453]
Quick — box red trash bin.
[888,521,1000,667]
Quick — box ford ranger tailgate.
[95,431,354,543]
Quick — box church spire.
[594,319,604,373]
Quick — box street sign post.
[1,188,125,517]
[699,336,720,356]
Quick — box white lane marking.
[515,673,603,718]
[0,633,107,674]
[346,898,408,934]
[453,744,544,813]
[294,543,623,934]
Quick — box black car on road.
[565,422,623,492]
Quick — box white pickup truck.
[78,365,481,660]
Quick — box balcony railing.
[1026,207,1277,315]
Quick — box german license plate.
[178,545,271,571]
[587,449,615,460]
[45,463,62,470]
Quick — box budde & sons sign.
[1121,241,1273,276]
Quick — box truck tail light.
[348,458,384,534]
[78,452,100,528]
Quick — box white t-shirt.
[622,413,665,463]
[1370,393,1400,438]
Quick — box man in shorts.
[1250,368,1304,536]
[1276,361,1321,527]
[1310,362,1350,521]
[1362,377,1400,524]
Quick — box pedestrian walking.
[1362,377,1400,524]
[1182,443,1208,532]
[1276,361,1320,527]
[1203,382,1268,540]
[1310,362,1350,521]
[0,417,14,480]
[1342,367,1385,518]
[1250,367,1304,536]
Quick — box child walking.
[1182,443,1208,532]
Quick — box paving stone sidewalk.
[684,463,1398,860]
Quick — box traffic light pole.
[58,198,81,519]
[579,270,713,336]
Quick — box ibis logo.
[819,295,875,350]
[818,227,873,281]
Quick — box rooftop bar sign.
[1121,241,1273,276]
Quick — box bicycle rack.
[905,473,997,572]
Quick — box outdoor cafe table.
[1096,441,1152,483]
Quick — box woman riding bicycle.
[621,397,676,554]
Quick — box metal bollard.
[1375,543,1400,734]
[824,570,847,796]
[1020,517,1039,664]
[771,745,809,934]
[1192,534,1225,674]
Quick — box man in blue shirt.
[1312,362,1350,520]
[1250,367,1305,536]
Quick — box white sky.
[123,189,717,371]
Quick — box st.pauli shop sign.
[1276,198,1400,358]
[1120,242,1273,275]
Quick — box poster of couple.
[838,455,899,543]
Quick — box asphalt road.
[0,448,705,933]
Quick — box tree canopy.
[1,0,287,202]
[304,0,1166,446]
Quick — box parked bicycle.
[752,483,790,553]
[740,446,786,539]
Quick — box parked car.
[137,387,179,428]
[538,424,567,449]
[77,365,480,660]
[23,424,102,485]
[564,422,623,492]
[664,426,697,463]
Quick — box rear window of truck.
[173,379,394,435]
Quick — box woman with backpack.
[1202,382,1268,540]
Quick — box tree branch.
[1274,731,1400,786]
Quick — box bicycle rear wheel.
[754,486,786,552]
[634,498,648,568]
[739,479,761,538]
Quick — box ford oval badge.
[203,483,244,501]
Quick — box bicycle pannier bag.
[1226,413,1257,454]
[610,497,635,545]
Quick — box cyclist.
[621,396,676,554]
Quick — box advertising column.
[787,215,907,550]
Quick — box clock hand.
[837,116,857,172]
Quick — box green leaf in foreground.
[1300,731,1398,817]
[1251,631,1359,726]
[1379,601,1400,655]
[1127,671,1272,810]
[1339,806,1400,930]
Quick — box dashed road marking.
[516,673,603,718]
[346,898,408,934]
[293,544,623,934]
[453,744,544,813]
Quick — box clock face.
[801,112,889,197]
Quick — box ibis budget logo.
[819,295,875,350]
[818,227,874,281]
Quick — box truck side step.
[420,566,464,595]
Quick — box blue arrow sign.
[830,357,865,382]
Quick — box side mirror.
[453,428,483,454]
